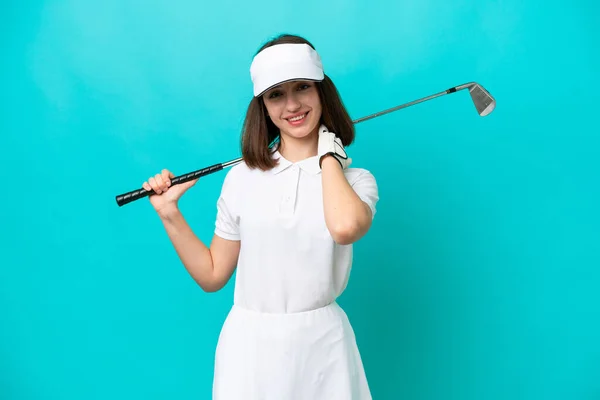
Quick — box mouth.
[285,111,309,126]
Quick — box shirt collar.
[270,150,321,175]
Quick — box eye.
[268,90,282,99]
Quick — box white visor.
[250,43,324,97]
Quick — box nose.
[285,91,301,112]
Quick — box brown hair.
[240,34,355,170]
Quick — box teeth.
[289,113,306,122]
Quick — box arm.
[321,155,373,245]
[158,205,240,292]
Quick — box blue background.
[2,0,599,399]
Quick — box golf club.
[115,82,495,207]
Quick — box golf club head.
[468,83,496,116]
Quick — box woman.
[142,34,379,399]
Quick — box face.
[262,80,322,140]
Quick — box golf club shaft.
[115,83,472,207]
[352,88,456,124]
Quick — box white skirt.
[212,302,372,399]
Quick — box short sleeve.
[214,169,240,241]
[349,169,379,219]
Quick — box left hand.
[317,124,352,169]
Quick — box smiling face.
[262,80,323,141]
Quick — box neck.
[277,129,319,163]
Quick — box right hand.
[317,124,352,170]
[142,169,198,214]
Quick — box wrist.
[320,153,343,169]
[157,203,181,220]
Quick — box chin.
[287,126,316,139]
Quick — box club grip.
[115,163,224,207]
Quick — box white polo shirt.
[214,150,379,314]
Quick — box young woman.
[142,34,379,399]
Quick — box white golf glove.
[317,124,352,169]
